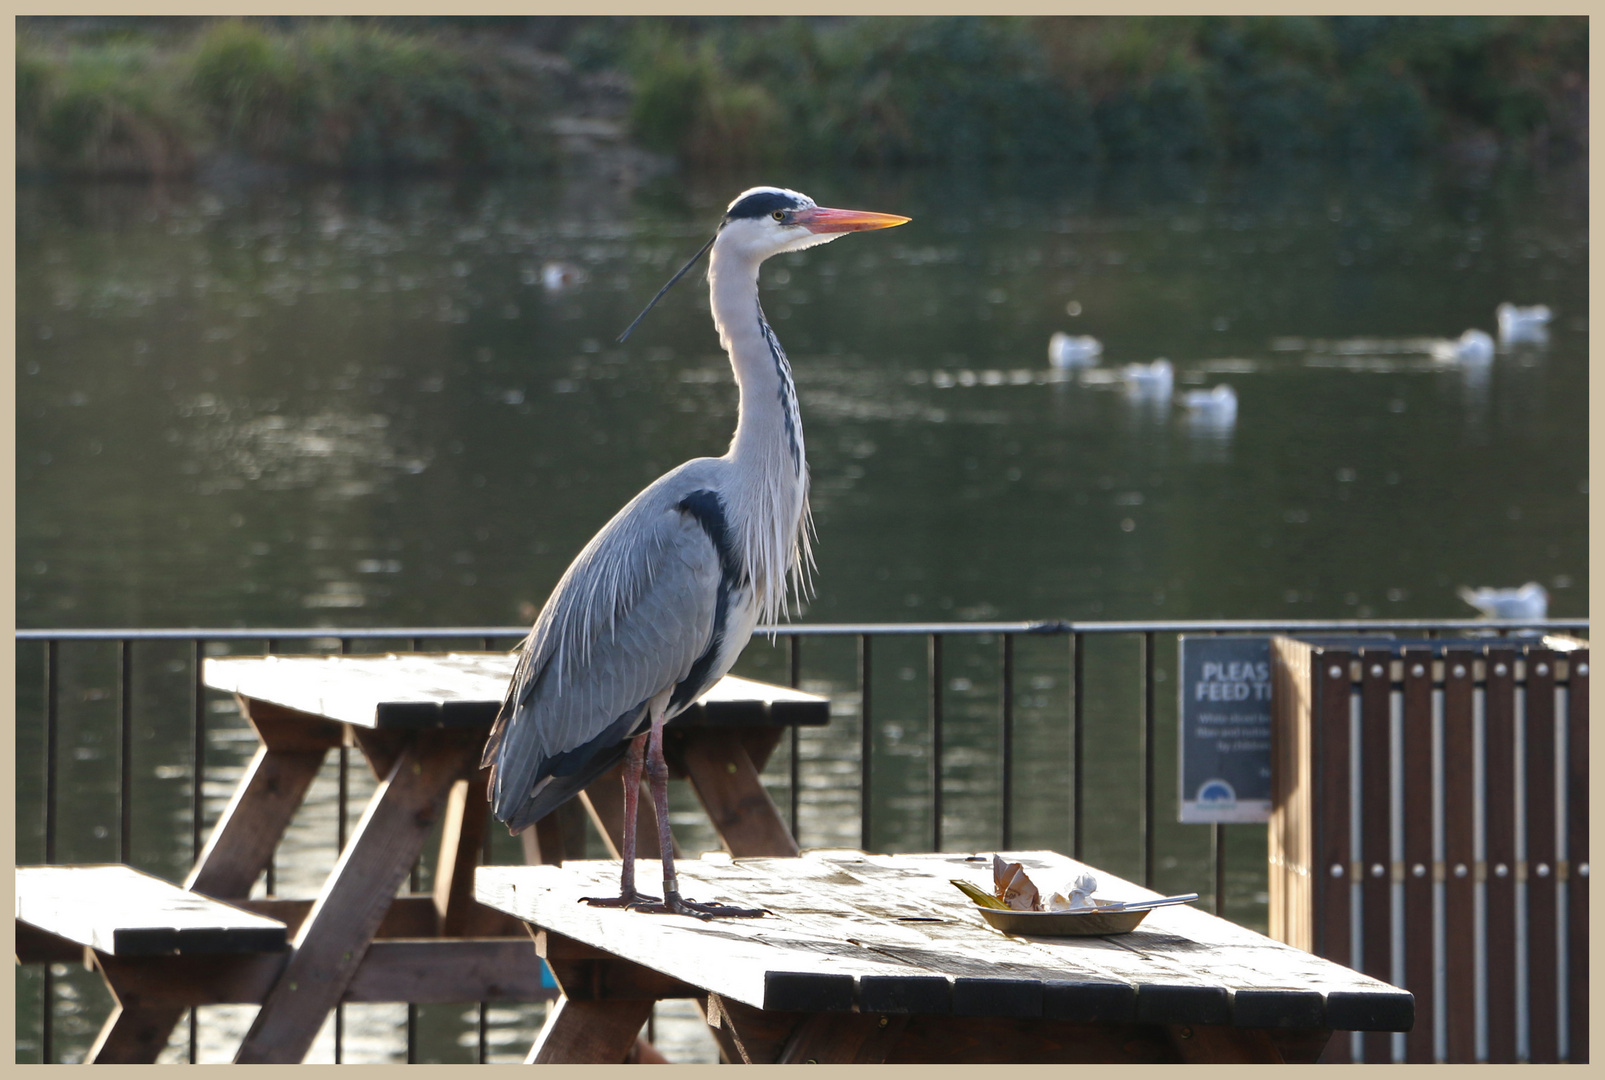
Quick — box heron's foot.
[631,890,768,920]
[579,890,662,909]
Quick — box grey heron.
[481,186,909,917]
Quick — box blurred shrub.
[187,20,304,154]
[192,20,552,172]
[1035,14,1581,162]
[628,17,1094,166]
[19,18,553,177]
[16,37,195,176]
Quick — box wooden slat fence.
[1269,638,1589,1063]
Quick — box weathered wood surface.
[234,891,521,939]
[1400,647,1434,1063]
[1484,646,1519,1062]
[15,865,287,956]
[1441,648,1476,1063]
[1357,648,1392,1063]
[1524,647,1559,1063]
[433,773,492,935]
[234,728,482,1063]
[477,850,1411,1032]
[204,653,828,730]
[184,703,335,899]
[1566,648,1588,1064]
[86,938,552,1009]
[676,735,800,858]
[526,996,654,1064]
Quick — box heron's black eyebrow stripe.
[725,190,803,220]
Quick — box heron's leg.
[580,733,660,908]
[637,706,765,920]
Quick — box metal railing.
[15,616,1588,1064]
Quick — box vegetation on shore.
[18,19,553,176]
[17,16,1587,178]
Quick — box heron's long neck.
[706,242,812,621]
[708,249,804,476]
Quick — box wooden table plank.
[478,849,1411,1032]
[85,938,550,1009]
[15,866,287,956]
[204,654,828,730]
[1357,648,1393,1063]
[1441,648,1476,1063]
[1400,647,1434,1062]
[1524,647,1559,1063]
[1484,646,1519,1062]
[1565,649,1588,1064]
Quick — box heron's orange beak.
[796,206,911,234]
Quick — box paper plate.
[977,899,1150,936]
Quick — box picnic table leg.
[232,728,482,1064]
[433,771,491,936]
[186,701,343,898]
[87,1002,187,1065]
[89,702,341,1063]
[525,997,655,1064]
[674,729,799,857]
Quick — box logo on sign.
[1196,779,1237,808]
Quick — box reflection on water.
[16,156,1588,1062]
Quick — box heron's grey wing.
[483,496,722,830]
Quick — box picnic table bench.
[477,849,1414,1064]
[17,652,827,1064]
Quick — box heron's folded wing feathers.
[484,498,721,820]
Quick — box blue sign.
[1177,636,1272,823]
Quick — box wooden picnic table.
[477,849,1414,1064]
[35,651,826,1064]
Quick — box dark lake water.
[15,156,1588,1062]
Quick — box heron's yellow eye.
[772,210,786,223]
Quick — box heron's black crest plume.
[617,232,718,344]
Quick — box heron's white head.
[617,186,909,342]
[716,186,910,262]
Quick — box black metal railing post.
[1001,633,1015,850]
[190,637,205,1063]
[930,634,944,851]
[1141,630,1155,888]
[264,638,280,896]
[1071,631,1084,861]
[119,638,134,864]
[42,639,58,1064]
[191,640,206,862]
[788,634,801,839]
[335,638,351,1062]
[1213,823,1227,916]
[859,634,873,852]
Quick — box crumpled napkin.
[1046,871,1099,911]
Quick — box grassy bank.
[609,15,1585,167]
[18,19,555,176]
[16,16,1587,178]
